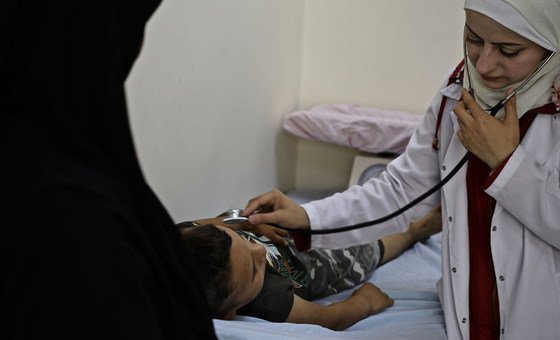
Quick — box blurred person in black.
[0,1,216,338]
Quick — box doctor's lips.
[480,75,503,83]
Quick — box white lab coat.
[302,69,560,339]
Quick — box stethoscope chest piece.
[222,209,248,224]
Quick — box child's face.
[464,10,548,90]
[218,226,267,312]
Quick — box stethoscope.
[220,209,249,224]
[219,50,556,234]
[256,48,556,235]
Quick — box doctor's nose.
[475,47,498,76]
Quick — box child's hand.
[351,282,394,315]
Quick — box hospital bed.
[213,104,446,339]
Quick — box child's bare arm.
[380,204,442,265]
[286,282,393,331]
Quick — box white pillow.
[283,103,423,154]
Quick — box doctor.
[243,0,560,339]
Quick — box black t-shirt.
[235,230,310,322]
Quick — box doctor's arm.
[456,89,560,248]
[454,89,560,249]
[486,145,560,249]
[183,215,290,246]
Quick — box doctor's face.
[464,10,549,89]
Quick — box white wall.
[126,0,303,221]
[126,0,465,221]
[295,0,465,191]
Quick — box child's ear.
[223,309,237,320]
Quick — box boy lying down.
[178,205,441,331]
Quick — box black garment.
[0,1,215,339]
[235,231,310,322]
[237,266,296,322]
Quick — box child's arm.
[285,282,393,331]
[379,204,442,265]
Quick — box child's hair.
[178,224,235,318]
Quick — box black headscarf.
[0,1,216,338]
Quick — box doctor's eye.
[465,36,483,46]
[499,48,521,59]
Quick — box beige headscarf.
[463,0,560,117]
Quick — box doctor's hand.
[243,189,310,230]
[243,223,290,247]
[455,88,519,170]
[191,216,291,246]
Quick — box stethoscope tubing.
[281,151,471,235]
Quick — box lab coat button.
[462,318,467,324]
[448,216,453,222]
[492,226,497,231]
[452,267,457,273]
[442,165,447,171]
[499,275,505,281]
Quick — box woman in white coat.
[243,0,560,339]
